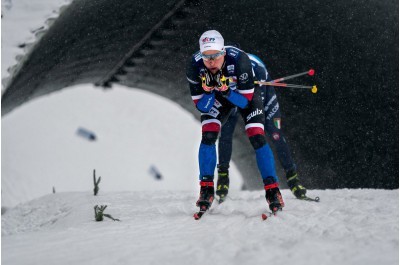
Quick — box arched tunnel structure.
[2,0,398,189]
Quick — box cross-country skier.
[186,30,284,214]
[216,48,307,202]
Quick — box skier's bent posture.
[186,30,284,212]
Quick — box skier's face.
[202,50,225,74]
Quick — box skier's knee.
[202,131,218,145]
[249,134,267,149]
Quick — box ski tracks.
[2,189,398,265]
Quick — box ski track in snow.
[2,189,398,265]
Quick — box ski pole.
[255,81,318,94]
[270,69,315,83]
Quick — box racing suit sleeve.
[223,52,255,109]
[186,57,215,113]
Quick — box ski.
[193,211,205,220]
[298,196,320,202]
[261,212,271,220]
[193,205,209,220]
[261,207,282,221]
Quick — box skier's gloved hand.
[201,69,216,93]
[215,70,230,95]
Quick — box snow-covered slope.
[2,189,399,265]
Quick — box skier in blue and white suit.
[186,30,284,212]
[216,48,308,201]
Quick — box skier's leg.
[239,88,284,210]
[263,86,296,172]
[197,105,233,208]
[216,108,239,200]
[197,119,219,208]
[199,130,218,180]
[263,86,307,198]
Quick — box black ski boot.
[196,181,215,210]
[264,181,285,212]
[286,170,307,199]
[216,167,229,203]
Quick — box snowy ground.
[2,189,399,265]
[1,1,399,265]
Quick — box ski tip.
[194,209,206,220]
[193,213,200,220]
[299,196,320,202]
[261,213,268,220]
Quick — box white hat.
[199,30,224,53]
